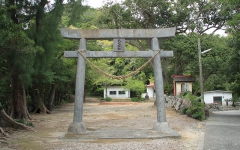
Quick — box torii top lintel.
[60,28,176,39]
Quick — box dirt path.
[3,102,204,150]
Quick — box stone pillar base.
[153,122,174,133]
[68,122,87,133]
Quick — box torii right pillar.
[152,37,171,132]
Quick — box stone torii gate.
[61,28,176,134]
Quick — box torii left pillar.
[67,38,87,133]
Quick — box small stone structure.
[164,96,191,111]
[205,103,239,111]
[172,75,195,96]
[164,96,239,112]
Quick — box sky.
[83,0,106,8]
[83,0,122,8]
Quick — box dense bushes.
[105,97,112,102]
[181,93,205,121]
[131,97,144,102]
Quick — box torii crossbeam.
[61,28,177,134]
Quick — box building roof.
[147,83,155,87]
[172,75,195,82]
[204,90,232,94]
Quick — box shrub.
[15,119,35,127]
[15,118,25,124]
[61,99,67,104]
[180,91,191,97]
[26,121,35,127]
[131,97,138,102]
[180,107,188,115]
[192,111,204,120]
[131,97,144,102]
[105,97,112,102]
[183,93,205,121]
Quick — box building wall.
[147,87,155,98]
[141,87,155,98]
[204,91,232,106]
[103,86,130,98]
[176,83,182,96]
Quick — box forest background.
[0,0,240,128]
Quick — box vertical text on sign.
[113,39,125,52]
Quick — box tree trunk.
[0,103,34,146]
[31,89,51,114]
[162,58,169,86]
[48,84,56,111]
[56,92,60,106]
[84,83,87,103]
[9,73,31,119]
[0,104,33,130]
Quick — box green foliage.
[64,1,87,27]
[26,95,33,108]
[139,97,145,101]
[225,24,240,96]
[191,111,203,121]
[131,97,144,102]
[0,6,38,87]
[105,97,112,102]
[86,56,125,97]
[93,1,235,97]
[131,97,138,102]
[15,118,35,127]
[161,34,198,75]
[1,0,239,118]
[228,94,240,107]
[180,107,188,115]
[26,122,35,127]
[184,93,205,121]
[61,99,68,104]
[222,0,240,35]
[162,33,232,94]
[98,0,228,34]
[232,94,239,102]
[15,118,25,124]
[0,76,11,112]
[180,91,192,97]
[164,83,173,95]
[124,77,145,98]
[0,0,88,116]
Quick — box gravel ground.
[6,102,204,150]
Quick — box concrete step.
[111,98,132,102]
[85,97,156,103]
[85,97,101,103]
